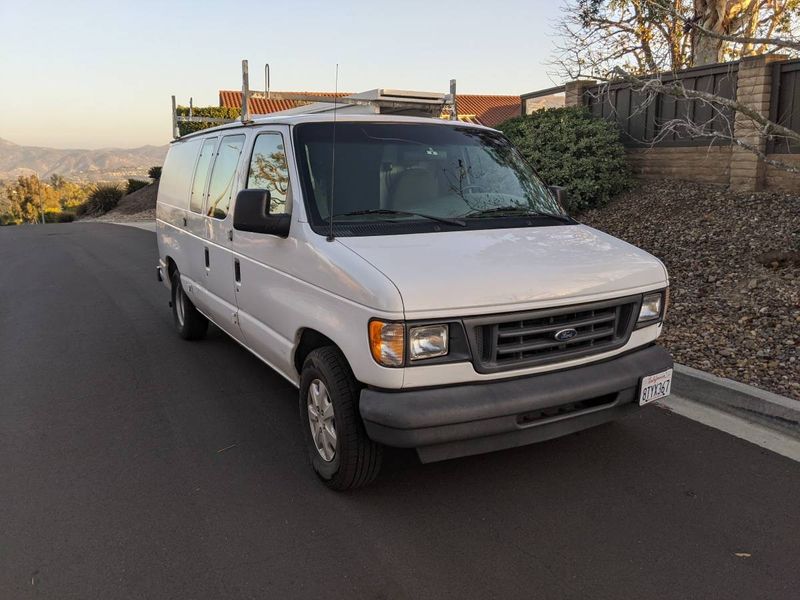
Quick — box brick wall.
[729,55,787,191]
[626,147,732,185]
[561,55,798,193]
[765,154,800,192]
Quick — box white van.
[156,114,673,489]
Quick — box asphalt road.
[1,223,799,600]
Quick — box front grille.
[466,296,639,374]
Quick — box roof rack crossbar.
[170,59,459,139]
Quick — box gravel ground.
[581,180,799,400]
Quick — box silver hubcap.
[307,379,337,462]
[175,284,186,327]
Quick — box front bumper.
[359,345,672,463]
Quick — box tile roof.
[454,95,522,127]
[219,91,521,128]
[218,91,350,116]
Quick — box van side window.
[206,134,246,219]
[247,133,290,215]
[190,138,216,213]
[247,133,290,214]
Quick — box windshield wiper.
[464,206,573,222]
[328,209,466,227]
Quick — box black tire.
[170,270,208,340]
[299,346,383,490]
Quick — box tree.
[553,0,800,173]
[554,0,800,76]
[2,175,60,224]
[691,0,800,64]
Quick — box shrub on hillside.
[78,184,124,216]
[498,107,631,212]
[126,179,149,194]
[148,166,162,180]
[44,211,75,223]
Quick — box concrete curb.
[110,221,156,232]
[672,364,800,436]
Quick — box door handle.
[204,247,210,269]
[182,216,187,227]
[234,258,241,284]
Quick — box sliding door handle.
[234,258,241,284]
[204,247,210,269]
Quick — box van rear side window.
[207,134,246,219]
[190,138,216,214]
[159,138,201,210]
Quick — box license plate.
[639,368,673,406]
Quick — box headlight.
[638,291,665,323]
[368,320,405,367]
[409,324,449,360]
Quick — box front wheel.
[170,270,208,340]
[299,347,383,490]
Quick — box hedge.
[497,107,631,213]
[176,106,241,136]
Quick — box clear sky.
[0,0,563,149]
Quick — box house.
[218,90,522,128]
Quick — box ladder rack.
[171,60,458,139]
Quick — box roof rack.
[171,60,459,139]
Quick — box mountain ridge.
[0,137,168,183]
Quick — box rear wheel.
[170,270,208,340]
[299,347,383,490]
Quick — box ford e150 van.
[156,113,673,490]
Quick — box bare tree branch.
[656,118,800,172]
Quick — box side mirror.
[548,185,568,209]
[233,189,290,237]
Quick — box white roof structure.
[267,88,450,118]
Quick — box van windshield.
[293,122,569,236]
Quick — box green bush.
[79,184,124,216]
[126,179,150,194]
[497,107,631,213]
[43,210,76,223]
[43,211,75,223]
[148,166,162,180]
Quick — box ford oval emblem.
[554,328,578,342]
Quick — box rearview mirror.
[548,185,568,210]
[233,189,290,237]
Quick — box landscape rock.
[582,179,799,401]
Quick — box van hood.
[336,225,667,316]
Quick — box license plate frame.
[639,368,673,406]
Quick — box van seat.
[389,168,439,211]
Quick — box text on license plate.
[639,368,673,405]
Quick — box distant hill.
[0,137,168,183]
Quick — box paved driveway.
[1,223,798,599]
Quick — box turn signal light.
[368,320,405,367]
